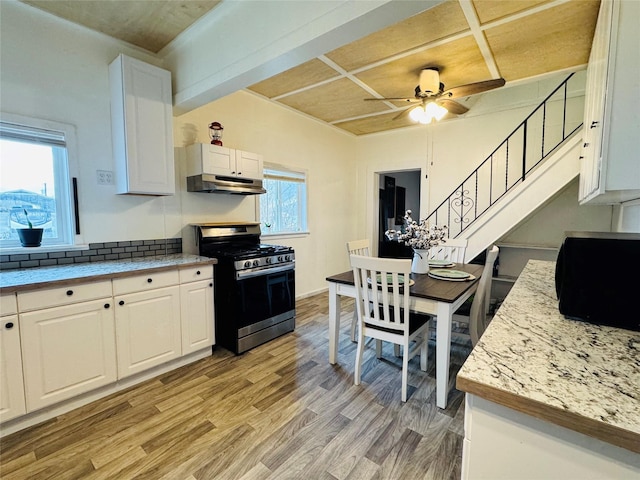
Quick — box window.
[260,165,308,235]
[0,115,79,248]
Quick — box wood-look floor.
[0,293,472,480]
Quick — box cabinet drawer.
[112,269,179,295]
[179,265,213,283]
[17,280,112,312]
[1,293,18,316]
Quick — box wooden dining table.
[326,262,484,409]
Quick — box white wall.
[173,91,357,297]
[501,179,614,248]
[0,1,183,243]
[1,1,636,298]
[353,72,601,254]
[614,201,640,232]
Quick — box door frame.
[367,165,428,256]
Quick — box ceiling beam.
[165,0,445,115]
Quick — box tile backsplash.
[0,238,182,271]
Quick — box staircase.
[424,74,585,261]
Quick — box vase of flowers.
[385,210,448,274]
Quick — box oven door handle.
[236,263,295,280]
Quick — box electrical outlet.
[97,170,114,185]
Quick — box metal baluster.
[522,121,528,182]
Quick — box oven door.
[235,265,295,330]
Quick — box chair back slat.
[347,239,370,256]
[427,238,468,263]
[350,254,411,333]
[470,245,499,345]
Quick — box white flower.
[385,210,448,250]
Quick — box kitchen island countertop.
[0,254,217,293]
[457,260,640,453]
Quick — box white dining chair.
[350,253,431,402]
[452,245,499,346]
[427,238,468,263]
[346,239,371,342]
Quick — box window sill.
[261,231,310,240]
[0,244,89,256]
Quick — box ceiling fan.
[365,67,506,124]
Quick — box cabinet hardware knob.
[119,300,125,306]
[209,283,213,287]
[196,270,201,275]
[238,172,242,175]
[5,322,14,329]
[147,278,152,283]
[579,156,584,159]
[590,121,599,128]
[583,142,590,148]
[104,303,110,309]
[66,290,74,296]
[231,171,236,175]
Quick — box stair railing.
[425,73,584,238]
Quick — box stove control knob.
[253,260,260,267]
[266,257,273,264]
[277,256,283,262]
[244,261,251,268]
[285,255,291,261]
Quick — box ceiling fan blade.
[392,106,414,121]
[442,78,506,99]
[364,97,419,102]
[438,98,469,115]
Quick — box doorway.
[378,170,421,258]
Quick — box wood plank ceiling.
[20,0,600,136]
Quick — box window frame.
[259,163,309,237]
[0,112,82,251]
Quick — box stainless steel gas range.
[193,223,295,354]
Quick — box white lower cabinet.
[19,299,116,411]
[180,278,214,354]
[462,394,640,479]
[2,262,215,432]
[0,312,27,423]
[114,286,182,379]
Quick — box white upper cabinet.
[186,143,264,180]
[109,54,175,195]
[235,150,264,180]
[579,0,640,204]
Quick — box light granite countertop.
[457,260,640,454]
[0,254,217,293]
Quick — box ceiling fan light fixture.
[409,102,448,124]
[426,101,448,121]
[419,68,440,94]
[409,105,427,123]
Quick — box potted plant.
[385,210,448,273]
[16,208,44,247]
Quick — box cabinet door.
[115,286,181,379]
[579,0,612,202]
[236,150,264,180]
[110,54,175,195]
[203,144,236,176]
[20,299,116,412]
[0,314,27,423]
[180,279,214,354]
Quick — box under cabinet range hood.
[186,174,266,195]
